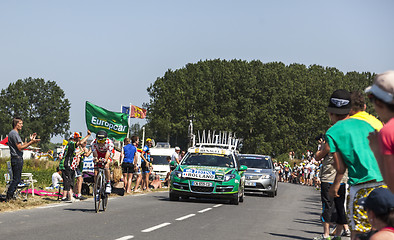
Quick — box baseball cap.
[365,71,394,104]
[175,147,180,151]
[327,89,351,115]
[358,187,394,215]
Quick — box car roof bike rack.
[193,130,239,151]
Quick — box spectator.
[120,136,138,194]
[149,174,162,190]
[349,90,383,131]
[140,138,152,192]
[172,147,181,164]
[180,150,186,161]
[325,89,384,239]
[51,167,63,189]
[74,140,91,200]
[314,136,349,240]
[164,156,172,187]
[365,70,394,193]
[357,187,394,240]
[60,131,91,202]
[6,117,40,201]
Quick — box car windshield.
[239,156,272,169]
[181,153,235,168]
[151,155,170,165]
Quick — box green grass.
[0,157,58,189]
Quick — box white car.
[150,143,174,180]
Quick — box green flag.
[85,101,129,141]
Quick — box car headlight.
[260,174,271,179]
[174,170,182,178]
[224,174,236,182]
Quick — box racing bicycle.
[94,158,108,213]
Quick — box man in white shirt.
[52,167,63,188]
[171,147,181,164]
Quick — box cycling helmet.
[96,130,108,142]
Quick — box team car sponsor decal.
[182,168,215,180]
[180,166,232,180]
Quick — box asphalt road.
[0,183,335,240]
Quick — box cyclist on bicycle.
[92,130,114,194]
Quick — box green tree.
[145,59,376,156]
[0,78,70,150]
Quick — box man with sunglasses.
[92,130,114,194]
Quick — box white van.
[150,142,174,180]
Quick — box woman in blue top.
[120,137,138,194]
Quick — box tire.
[268,191,275,198]
[94,173,102,213]
[230,193,239,205]
[102,193,108,211]
[169,191,179,201]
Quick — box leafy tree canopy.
[0,78,70,151]
[145,59,376,157]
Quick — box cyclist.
[92,130,114,194]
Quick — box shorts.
[62,168,75,191]
[75,168,82,178]
[347,182,385,232]
[122,162,135,174]
[141,161,150,174]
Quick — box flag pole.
[127,103,131,139]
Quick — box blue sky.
[0,1,393,143]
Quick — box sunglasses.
[97,139,106,143]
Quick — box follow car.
[169,131,247,205]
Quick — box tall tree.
[0,78,70,149]
[145,59,376,156]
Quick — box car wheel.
[169,191,179,201]
[230,192,240,205]
[268,191,275,198]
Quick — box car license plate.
[192,181,213,187]
[245,181,256,186]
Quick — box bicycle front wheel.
[102,192,108,211]
[94,173,103,213]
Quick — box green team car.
[169,131,247,205]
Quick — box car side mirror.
[170,160,178,171]
[239,165,247,171]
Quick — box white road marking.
[141,222,171,233]
[213,204,223,208]
[114,236,134,240]
[176,214,196,221]
[198,207,212,213]
[38,203,69,209]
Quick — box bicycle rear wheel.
[94,173,103,213]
